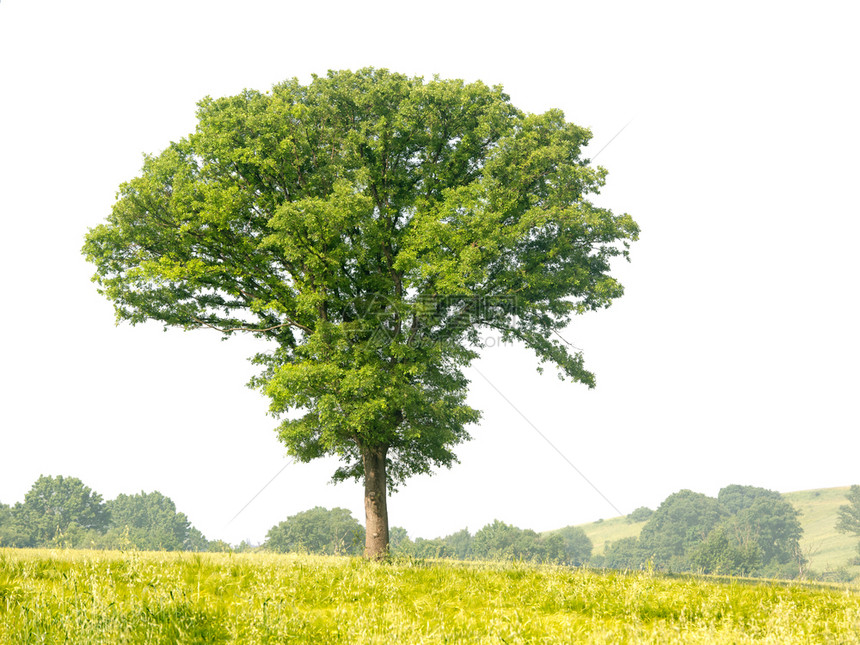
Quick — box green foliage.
[3,549,858,643]
[726,494,803,571]
[626,506,654,523]
[602,537,649,570]
[406,537,452,559]
[9,475,109,548]
[688,527,760,576]
[836,485,860,536]
[83,69,638,555]
[471,520,529,560]
[206,539,233,553]
[265,507,364,555]
[638,490,727,569]
[836,485,860,566]
[441,527,473,560]
[103,491,203,551]
[542,526,593,565]
[601,485,805,577]
[0,476,210,552]
[718,484,783,515]
[0,502,19,547]
[390,521,590,565]
[388,526,411,553]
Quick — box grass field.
[2,548,860,643]
[784,487,859,576]
[576,486,860,580]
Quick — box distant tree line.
[0,475,210,551]
[263,507,593,565]
[8,475,853,582]
[594,485,806,579]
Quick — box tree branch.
[191,316,312,335]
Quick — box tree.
[0,502,23,547]
[638,490,727,570]
[265,507,364,555]
[83,68,638,559]
[835,485,860,564]
[726,496,802,572]
[717,484,783,515]
[602,537,648,570]
[836,485,860,536]
[540,526,592,565]
[13,475,110,547]
[104,490,200,551]
[688,526,760,576]
[471,520,526,560]
[443,528,474,560]
[388,526,411,553]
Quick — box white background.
[1,0,858,546]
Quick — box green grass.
[566,515,647,556]
[785,487,860,577]
[2,548,860,643]
[577,486,860,578]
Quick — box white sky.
[1,0,858,546]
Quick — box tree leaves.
[83,68,638,490]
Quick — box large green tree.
[83,69,638,559]
[12,475,110,547]
[717,485,802,572]
[105,490,201,551]
[638,489,727,570]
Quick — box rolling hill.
[573,486,859,579]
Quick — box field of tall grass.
[2,547,859,643]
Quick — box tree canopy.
[83,68,639,558]
[105,491,198,551]
[0,475,210,551]
[8,475,109,548]
[638,490,727,567]
[610,485,804,576]
[265,507,364,555]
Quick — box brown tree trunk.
[362,443,389,560]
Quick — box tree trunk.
[362,443,389,560]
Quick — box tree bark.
[362,443,389,560]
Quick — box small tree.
[836,485,860,564]
[83,69,638,559]
[541,526,592,565]
[265,507,364,555]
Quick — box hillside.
[785,487,859,575]
[575,486,860,578]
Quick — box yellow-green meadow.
[2,548,858,643]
